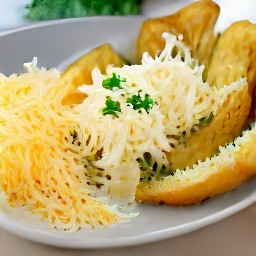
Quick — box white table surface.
[0,0,255,255]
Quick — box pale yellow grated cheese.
[0,67,118,231]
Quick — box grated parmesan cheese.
[77,34,246,203]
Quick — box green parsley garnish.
[126,93,154,113]
[101,96,121,117]
[199,113,214,127]
[137,152,174,181]
[102,73,126,91]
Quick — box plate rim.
[0,190,254,249]
[0,15,146,37]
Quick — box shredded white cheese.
[77,34,246,203]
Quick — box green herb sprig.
[101,96,121,117]
[102,73,126,91]
[126,93,154,113]
[101,73,154,116]
[198,113,214,127]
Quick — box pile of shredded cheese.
[0,65,118,231]
[76,34,246,202]
[0,34,247,230]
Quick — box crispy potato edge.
[136,0,220,66]
[136,126,256,205]
[166,81,251,170]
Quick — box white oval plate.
[0,17,255,249]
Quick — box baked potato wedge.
[136,5,256,170]
[62,43,127,106]
[164,21,256,169]
[135,2,256,204]
[136,0,220,66]
[207,20,256,119]
[167,20,256,170]
[136,122,256,205]
[166,80,251,170]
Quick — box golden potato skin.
[62,43,126,106]
[136,126,256,205]
[166,82,251,170]
[62,43,126,88]
[136,0,220,66]
[207,21,256,119]
[208,21,256,92]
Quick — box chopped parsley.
[126,93,154,113]
[101,96,121,117]
[102,73,126,91]
[137,152,174,181]
[198,113,214,127]
[101,75,154,115]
